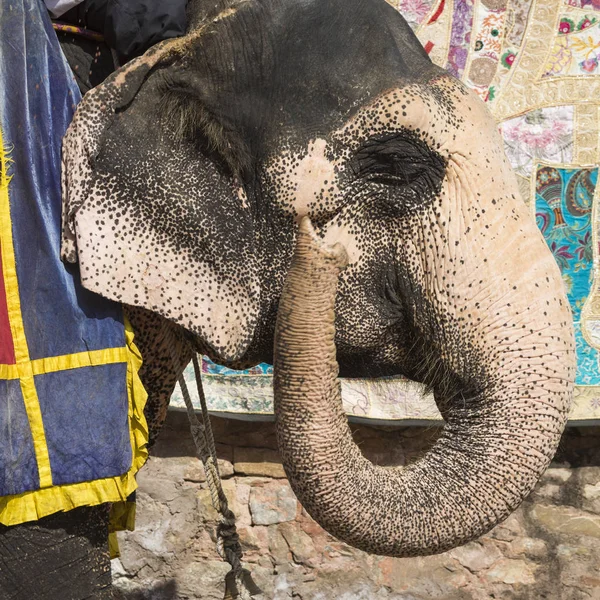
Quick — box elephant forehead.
[332,76,498,158]
[188,0,438,152]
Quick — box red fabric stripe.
[428,0,446,24]
[0,244,16,364]
[424,41,435,54]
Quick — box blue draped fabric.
[0,0,132,497]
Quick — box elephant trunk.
[273,216,574,557]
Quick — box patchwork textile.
[174,0,600,423]
[0,0,147,526]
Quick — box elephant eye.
[350,132,446,190]
[359,156,424,186]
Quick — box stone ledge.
[233,446,287,478]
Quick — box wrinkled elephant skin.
[61,0,575,558]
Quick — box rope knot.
[179,356,263,599]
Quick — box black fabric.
[62,0,188,64]
[56,32,115,94]
[0,505,113,600]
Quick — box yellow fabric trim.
[108,533,121,559]
[109,499,137,532]
[0,129,53,488]
[123,316,149,475]
[0,468,138,526]
[30,347,128,376]
[0,348,129,380]
[0,319,149,526]
[107,501,136,558]
[18,368,52,487]
[0,363,17,379]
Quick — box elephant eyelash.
[350,132,447,192]
[360,161,425,186]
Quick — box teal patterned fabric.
[535,166,599,386]
[202,357,272,376]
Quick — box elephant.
[1,0,575,596]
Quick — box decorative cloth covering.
[0,0,148,527]
[173,0,600,423]
[173,359,442,423]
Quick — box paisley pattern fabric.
[170,0,600,422]
[535,167,599,386]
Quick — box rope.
[178,356,262,600]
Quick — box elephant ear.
[62,42,260,362]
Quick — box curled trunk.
[273,217,574,557]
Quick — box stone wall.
[112,411,600,600]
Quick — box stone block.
[110,416,600,600]
[484,558,536,585]
[278,521,318,566]
[583,481,600,500]
[449,540,502,573]
[137,475,179,504]
[167,486,200,517]
[196,488,220,522]
[238,525,268,552]
[376,555,467,596]
[112,571,177,600]
[242,565,275,599]
[234,446,287,478]
[175,560,230,599]
[189,529,219,560]
[249,482,298,525]
[532,483,563,502]
[165,496,203,549]
[196,478,252,527]
[557,544,592,559]
[488,512,525,542]
[583,481,600,514]
[213,421,278,450]
[541,466,572,483]
[557,542,600,591]
[531,505,600,538]
[231,480,253,527]
[139,455,195,486]
[268,526,291,565]
[507,536,548,559]
[183,457,234,483]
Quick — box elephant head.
[62,0,575,555]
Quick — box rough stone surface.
[234,447,287,478]
[449,540,502,573]
[531,505,600,538]
[484,558,537,585]
[112,413,600,599]
[249,482,298,525]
